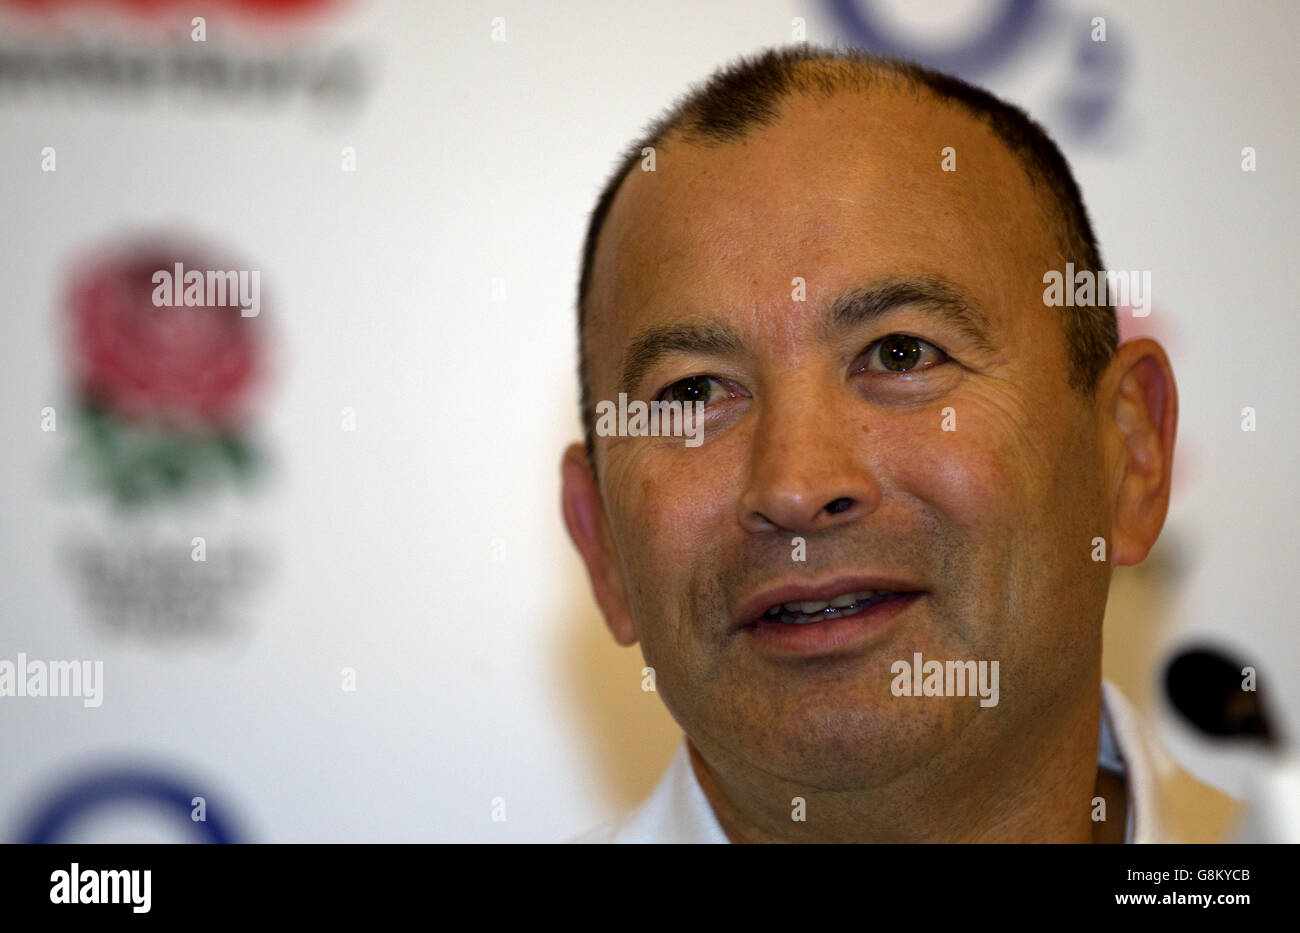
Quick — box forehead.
[587,87,1055,358]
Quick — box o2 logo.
[21,767,241,844]
[826,0,1127,144]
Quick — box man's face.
[580,90,1115,789]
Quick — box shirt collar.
[1101,679,1166,843]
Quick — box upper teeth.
[768,590,883,616]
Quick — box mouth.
[734,577,925,656]
[756,589,913,625]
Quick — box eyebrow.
[618,275,995,395]
[824,276,995,353]
[620,323,744,396]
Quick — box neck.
[687,687,1126,843]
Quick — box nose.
[737,380,882,535]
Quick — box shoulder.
[565,740,730,844]
[568,820,621,844]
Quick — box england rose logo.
[64,237,269,506]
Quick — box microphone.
[1163,645,1297,842]
[1164,647,1275,746]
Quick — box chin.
[716,698,963,791]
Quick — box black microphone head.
[1163,645,1275,746]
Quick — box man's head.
[562,46,1176,815]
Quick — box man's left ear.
[1099,337,1179,566]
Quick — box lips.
[734,576,927,631]
[762,590,909,624]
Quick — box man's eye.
[860,334,949,373]
[660,374,726,405]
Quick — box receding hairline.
[581,53,1079,326]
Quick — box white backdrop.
[0,0,1295,842]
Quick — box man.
[561,46,1237,843]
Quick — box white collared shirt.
[574,681,1172,843]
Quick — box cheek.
[602,445,733,613]
[882,390,1061,540]
[920,441,1016,533]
